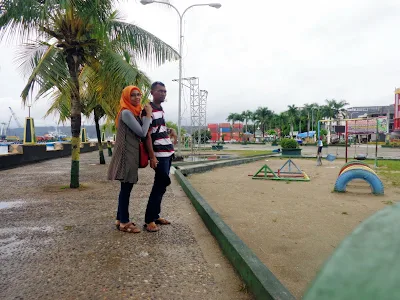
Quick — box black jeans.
[116,182,134,223]
[145,156,172,224]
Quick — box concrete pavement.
[0,152,252,300]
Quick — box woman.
[108,85,152,233]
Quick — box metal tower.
[199,90,208,148]
[173,77,208,152]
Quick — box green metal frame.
[252,159,310,181]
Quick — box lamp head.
[209,3,222,8]
[140,0,154,5]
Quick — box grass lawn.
[366,159,400,186]
[219,150,274,157]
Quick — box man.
[143,81,177,232]
[316,136,323,166]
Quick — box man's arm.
[146,129,158,169]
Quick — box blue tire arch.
[334,169,384,195]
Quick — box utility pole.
[140,0,221,157]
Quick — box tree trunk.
[290,123,294,138]
[67,54,82,188]
[94,107,105,165]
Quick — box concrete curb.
[172,153,276,168]
[175,160,295,300]
[176,155,278,176]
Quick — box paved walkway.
[0,152,252,300]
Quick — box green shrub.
[280,138,299,149]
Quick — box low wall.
[0,142,107,170]
[175,158,295,300]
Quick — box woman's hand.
[150,157,158,169]
[169,128,178,145]
[144,103,152,117]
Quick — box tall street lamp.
[311,107,319,141]
[140,0,221,157]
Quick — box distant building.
[346,105,394,132]
[395,89,400,134]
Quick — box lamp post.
[311,107,317,132]
[140,0,221,157]
[311,107,319,141]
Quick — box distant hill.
[7,126,114,140]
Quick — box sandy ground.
[188,158,400,299]
[0,152,252,300]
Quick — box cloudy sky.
[0,0,399,128]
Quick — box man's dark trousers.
[145,156,172,224]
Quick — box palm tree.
[297,106,310,135]
[301,104,312,137]
[226,112,240,128]
[241,110,253,133]
[248,112,259,139]
[324,99,349,133]
[309,103,320,133]
[278,112,290,136]
[1,0,178,188]
[254,107,272,137]
[287,105,298,138]
[45,55,152,165]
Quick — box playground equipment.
[351,118,371,160]
[325,153,337,162]
[334,162,384,195]
[250,159,310,182]
[317,117,387,167]
[304,204,400,300]
[338,161,372,175]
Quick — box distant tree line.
[226,99,348,138]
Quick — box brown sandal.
[119,222,141,233]
[144,222,159,232]
[155,218,171,225]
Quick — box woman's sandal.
[115,220,120,230]
[144,222,160,232]
[118,222,141,233]
[155,218,171,225]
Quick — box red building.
[395,89,400,132]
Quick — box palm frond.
[15,41,51,78]
[19,42,72,104]
[106,17,179,66]
[0,0,56,43]
[44,90,71,124]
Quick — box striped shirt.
[143,102,174,158]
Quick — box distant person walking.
[142,81,177,232]
[316,136,323,166]
[108,86,153,233]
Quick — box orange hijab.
[115,85,143,127]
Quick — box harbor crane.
[0,107,23,140]
[8,107,22,128]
